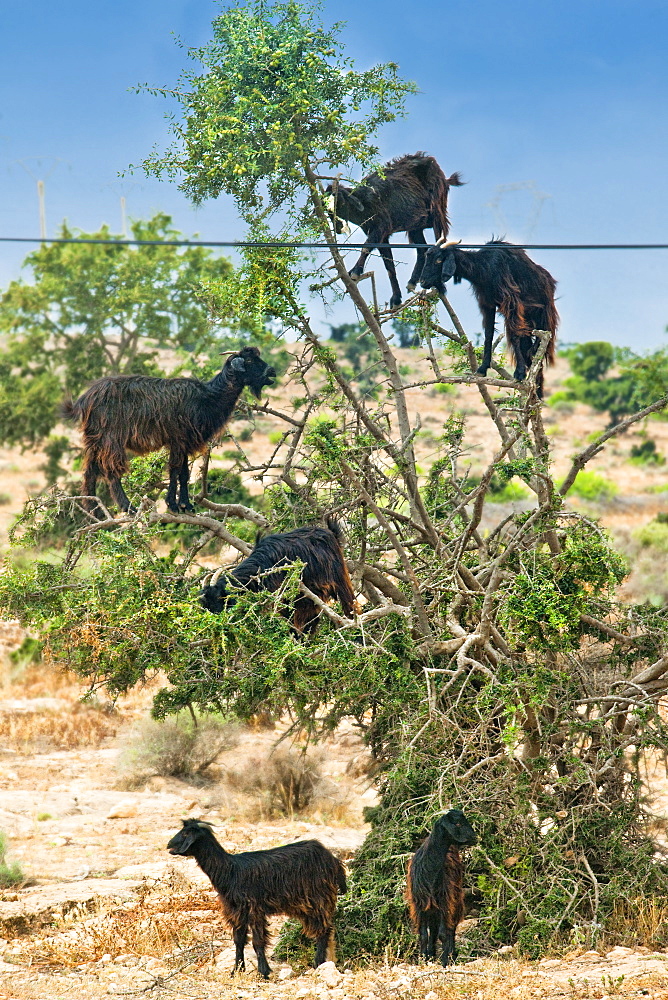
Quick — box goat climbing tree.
[4,0,668,960]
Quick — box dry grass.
[0,704,118,751]
[225,746,329,818]
[17,870,221,969]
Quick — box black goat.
[406,810,476,966]
[420,239,558,397]
[63,347,275,516]
[326,153,463,309]
[200,517,357,633]
[167,818,347,978]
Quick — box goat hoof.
[179,503,195,513]
[475,365,488,376]
[406,282,416,293]
[389,295,403,309]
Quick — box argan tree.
[3,0,668,962]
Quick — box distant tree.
[561,341,668,426]
[0,213,231,448]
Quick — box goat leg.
[177,456,194,512]
[106,474,136,516]
[232,922,248,974]
[439,921,457,966]
[476,305,497,375]
[314,928,331,968]
[377,242,403,309]
[406,228,427,293]
[166,449,185,514]
[82,459,106,519]
[251,917,272,979]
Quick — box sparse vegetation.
[226,747,326,818]
[117,712,239,786]
[0,831,24,888]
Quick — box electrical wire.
[0,236,667,250]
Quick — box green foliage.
[629,438,665,465]
[566,470,618,502]
[567,341,614,381]
[0,214,231,448]
[0,831,24,888]
[635,518,668,553]
[562,341,668,427]
[139,0,416,226]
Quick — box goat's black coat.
[167,818,347,978]
[200,517,356,633]
[406,810,476,966]
[63,347,276,516]
[419,240,558,397]
[326,153,463,309]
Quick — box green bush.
[0,831,24,888]
[566,471,618,502]
[630,439,665,466]
[634,519,668,553]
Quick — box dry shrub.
[21,870,221,968]
[603,895,668,952]
[227,747,325,817]
[117,712,239,787]
[0,704,118,751]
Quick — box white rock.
[278,966,294,980]
[606,945,634,958]
[107,800,138,819]
[425,992,439,1000]
[497,945,514,954]
[316,961,343,988]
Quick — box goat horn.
[435,235,446,246]
[442,239,462,248]
[210,567,225,586]
[201,572,213,588]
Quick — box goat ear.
[348,194,365,213]
[440,252,457,283]
[229,357,246,373]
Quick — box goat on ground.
[326,153,463,309]
[406,809,476,966]
[200,517,357,633]
[167,818,347,978]
[63,346,276,516]
[419,238,558,397]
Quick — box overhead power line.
[0,236,667,250]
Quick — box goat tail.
[544,300,559,366]
[61,398,80,423]
[430,166,464,241]
[324,515,342,541]
[323,517,357,617]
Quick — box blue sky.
[1,0,667,348]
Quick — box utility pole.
[37,179,46,240]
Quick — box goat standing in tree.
[200,518,357,633]
[64,346,275,516]
[167,818,347,979]
[326,153,463,309]
[419,238,558,397]
[406,810,477,967]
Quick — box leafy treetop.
[138,0,417,225]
